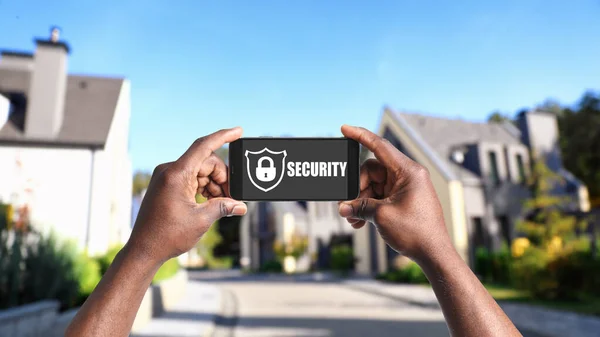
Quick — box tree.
[132,171,152,196]
[517,158,580,246]
[556,91,600,205]
[487,111,511,123]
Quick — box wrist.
[120,241,164,272]
[413,238,461,274]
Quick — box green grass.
[484,283,600,317]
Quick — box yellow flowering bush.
[511,237,530,258]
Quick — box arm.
[66,127,247,337]
[337,125,521,337]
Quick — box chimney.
[517,110,562,171]
[25,27,70,138]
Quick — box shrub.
[73,252,101,300]
[259,259,283,273]
[273,233,309,260]
[153,258,180,284]
[206,255,234,270]
[475,243,512,285]
[511,238,600,300]
[475,247,492,282]
[330,244,354,273]
[95,245,123,275]
[376,261,428,284]
[0,230,99,310]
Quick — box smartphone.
[229,137,359,201]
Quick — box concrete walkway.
[344,278,600,337]
[131,280,221,337]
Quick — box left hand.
[128,127,247,264]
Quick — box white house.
[0,29,132,255]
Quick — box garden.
[377,160,600,316]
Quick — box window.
[488,151,501,186]
[516,154,526,183]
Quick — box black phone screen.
[229,138,359,201]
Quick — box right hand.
[338,125,454,263]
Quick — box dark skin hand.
[67,125,521,337]
[66,127,247,337]
[337,125,521,337]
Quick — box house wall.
[0,146,93,248]
[103,80,133,246]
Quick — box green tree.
[132,171,152,196]
[487,111,511,123]
[556,91,600,205]
[517,158,580,246]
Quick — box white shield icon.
[245,148,287,192]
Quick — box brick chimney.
[25,27,70,138]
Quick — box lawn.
[485,283,600,317]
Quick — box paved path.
[131,279,220,337]
[194,270,552,337]
[195,271,449,337]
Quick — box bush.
[95,245,123,275]
[475,243,512,285]
[0,230,99,310]
[330,244,354,273]
[153,258,180,284]
[376,261,428,284]
[259,259,283,273]
[511,238,600,300]
[73,253,101,300]
[206,255,234,270]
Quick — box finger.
[198,154,228,185]
[338,198,381,223]
[177,127,242,171]
[343,185,375,227]
[197,197,247,224]
[341,125,413,170]
[360,159,387,192]
[196,176,210,195]
[351,220,367,229]
[206,180,224,198]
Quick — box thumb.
[199,197,247,223]
[338,198,381,223]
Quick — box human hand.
[338,125,453,262]
[128,127,247,264]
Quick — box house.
[239,201,352,271]
[0,28,132,255]
[353,107,590,274]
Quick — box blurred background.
[0,1,599,336]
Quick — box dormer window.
[488,151,501,186]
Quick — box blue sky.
[1,0,599,172]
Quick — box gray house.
[353,107,590,274]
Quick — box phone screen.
[229,138,359,201]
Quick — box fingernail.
[339,203,353,218]
[227,204,247,217]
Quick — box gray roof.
[395,112,523,183]
[0,68,124,148]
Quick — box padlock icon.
[256,156,276,182]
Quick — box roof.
[0,68,124,148]
[392,112,523,183]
